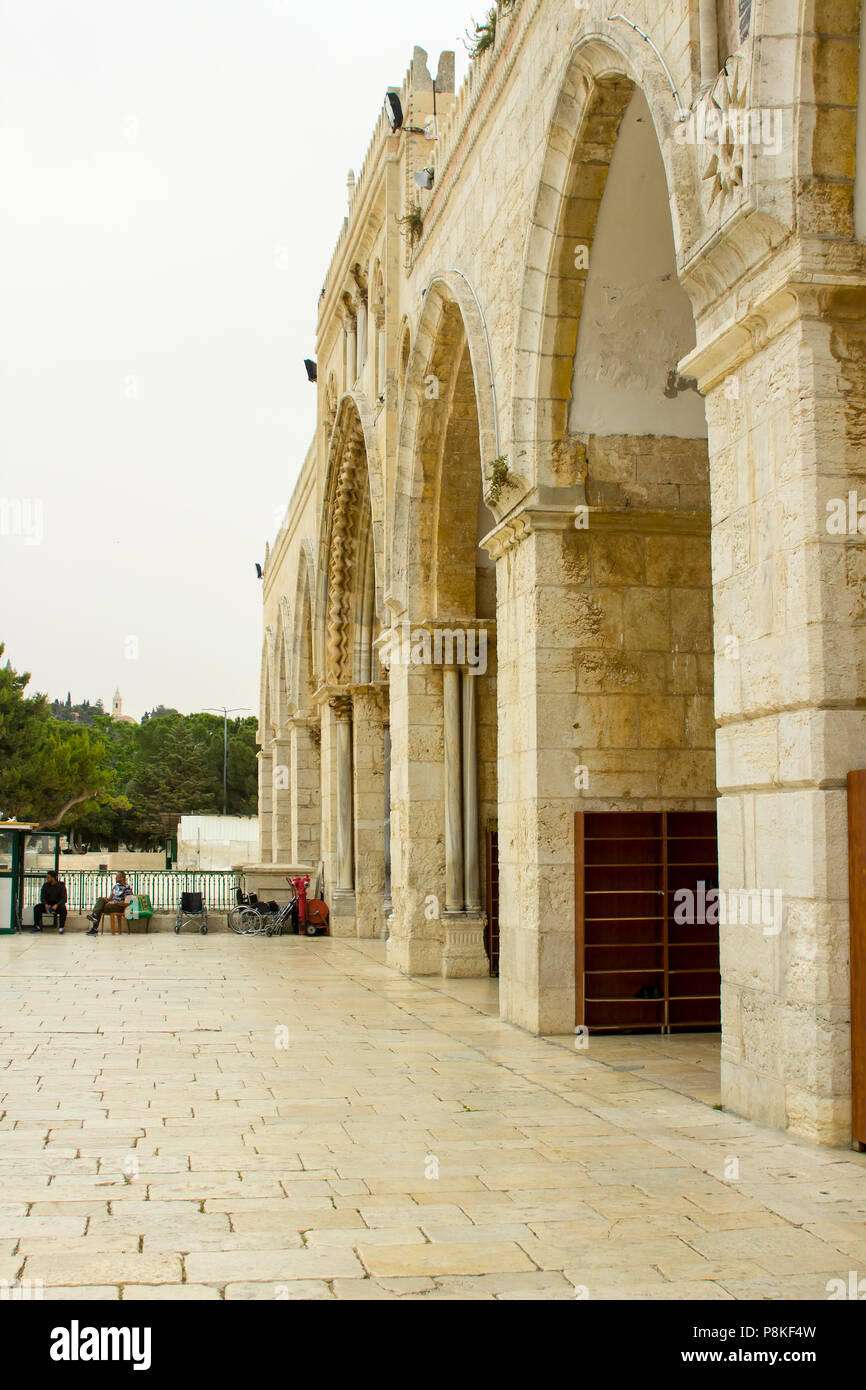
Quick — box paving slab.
[1,932,865,1300]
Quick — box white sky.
[0,0,472,719]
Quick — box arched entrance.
[317,395,388,936]
[492,51,715,1035]
[387,277,499,977]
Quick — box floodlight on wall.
[413,167,435,191]
[304,359,318,382]
[385,91,404,131]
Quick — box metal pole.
[223,709,228,816]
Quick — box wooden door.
[847,770,866,1149]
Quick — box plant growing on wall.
[465,0,514,59]
[486,454,518,506]
[399,202,424,247]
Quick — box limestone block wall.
[704,293,866,1145]
[290,720,321,867]
[573,434,716,809]
[352,687,387,938]
[387,657,447,974]
[495,521,577,1033]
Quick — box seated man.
[34,870,67,934]
[86,871,133,936]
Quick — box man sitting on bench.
[34,870,67,933]
[86,871,133,936]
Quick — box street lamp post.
[204,707,252,816]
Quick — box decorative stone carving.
[326,431,365,684]
[700,57,748,208]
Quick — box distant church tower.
[110,689,136,725]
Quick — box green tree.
[0,644,114,825]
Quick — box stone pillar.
[485,503,584,1032]
[683,281,866,1146]
[352,685,387,937]
[385,631,445,974]
[257,747,273,865]
[270,735,292,864]
[333,697,354,896]
[289,716,320,867]
[443,665,464,912]
[376,315,386,397]
[345,317,357,387]
[383,723,392,923]
[462,671,481,911]
[441,658,489,979]
[356,299,368,375]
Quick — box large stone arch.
[317,391,385,685]
[258,627,276,745]
[385,270,499,980]
[290,539,318,713]
[510,24,716,489]
[389,271,499,617]
[273,596,292,732]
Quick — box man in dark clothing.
[34,870,67,933]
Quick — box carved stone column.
[344,316,357,387]
[331,696,354,899]
[375,311,386,398]
[441,659,489,979]
[356,298,368,375]
[462,671,481,912]
[442,665,464,913]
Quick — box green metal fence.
[22,869,241,914]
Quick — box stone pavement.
[1,932,865,1301]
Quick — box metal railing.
[22,869,241,914]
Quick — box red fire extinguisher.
[289,876,329,936]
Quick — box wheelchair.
[174,891,208,935]
[227,887,295,937]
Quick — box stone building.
[256,0,866,1148]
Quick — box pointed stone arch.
[389,271,499,618]
[290,539,318,713]
[273,596,292,732]
[317,390,384,686]
[511,32,706,487]
[258,627,277,746]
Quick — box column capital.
[329,695,354,721]
[285,711,318,730]
[479,488,581,559]
[680,276,866,395]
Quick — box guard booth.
[0,824,61,934]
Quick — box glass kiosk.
[0,824,61,933]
